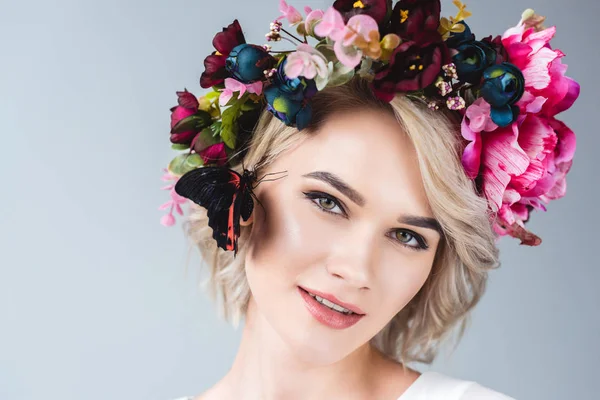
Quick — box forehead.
[281,110,434,218]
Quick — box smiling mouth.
[298,287,365,329]
[305,290,356,315]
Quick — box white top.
[171,371,515,399]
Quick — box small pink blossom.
[159,168,187,227]
[277,0,303,25]
[219,78,263,107]
[465,98,498,133]
[314,7,345,41]
[304,8,325,36]
[285,44,329,82]
[314,8,379,68]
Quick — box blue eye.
[303,191,429,252]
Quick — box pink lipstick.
[298,286,365,329]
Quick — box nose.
[324,224,378,290]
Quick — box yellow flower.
[438,0,472,40]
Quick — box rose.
[225,44,275,83]
[389,0,441,38]
[480,63,525,127]
[200,20,246,88]
[170,90,212,145]
[332,0,391,25]
[264,57,318,130]
[372,32,449,102]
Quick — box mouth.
[298,286,365,330]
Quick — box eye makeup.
[302,191,430,252]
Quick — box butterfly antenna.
[253,171,289,188]
[249,190,267,224]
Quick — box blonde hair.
[183,78,500,365]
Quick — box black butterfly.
[174,166,286,256]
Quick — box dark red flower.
[200,20,246,88]
[389,0,441,38]
[332,0,392,25]
[372,32,449,102]
[481,34,509,65]
[170,90,212,145]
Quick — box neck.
[219,295,387,400]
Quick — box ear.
[240,211,254,226]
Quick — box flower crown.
[160,0,580,247]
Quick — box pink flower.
[277,0,303,25]
[219,78,263,107]
[170,90,200,145]
[304,8,325,36]
[314,7,345,41]
[284,44,329,86]
[159,168,187,227]
[502,23,580,118]
[459,17,580,245]
[314,8,379,68]
[465,98,499,133]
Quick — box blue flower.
[480,63,525,127]
[453,40,497,84]
[264,58,318,130]
[226,44,275,83]
[446,21,475,48]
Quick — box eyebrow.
[302,170,443,235]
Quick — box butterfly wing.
[174,166,242,252]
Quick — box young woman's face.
[244,110,442,364]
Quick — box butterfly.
[174,166,286,256]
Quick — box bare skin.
[191,110,440,400]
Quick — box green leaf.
[171,143,190,151]
[240,101,259,112]
[168,153,203,176]
[205,90,220,101]
[171,110,212,133]
[209,121,223,137]
[328,62,355,87]
[220,102,242,149]
[195,126,221,151]
[185,153,203,168]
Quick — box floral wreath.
[160,0,580,247]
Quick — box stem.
[269,50,296,54]
[281,27,304,44]
[281,37,300,47]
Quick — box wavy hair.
[182,77,500,365]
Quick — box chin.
[269,297,366,366]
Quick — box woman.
[160,1,579,399]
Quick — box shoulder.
[403,371,515,400]
[460,382,516,400]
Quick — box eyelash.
[302,191,429,252]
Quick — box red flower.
[198,142,229,166]
[332,0,391,25]
[169,90,212,145]
[372,32,449,102]
[390,0,441,38]
[200,20,246,88]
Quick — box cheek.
[374,252,434,318]
[245,187,334,290]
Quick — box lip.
[298,286,365,330]
[299,285,366,315]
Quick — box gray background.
[1,0,597,399]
